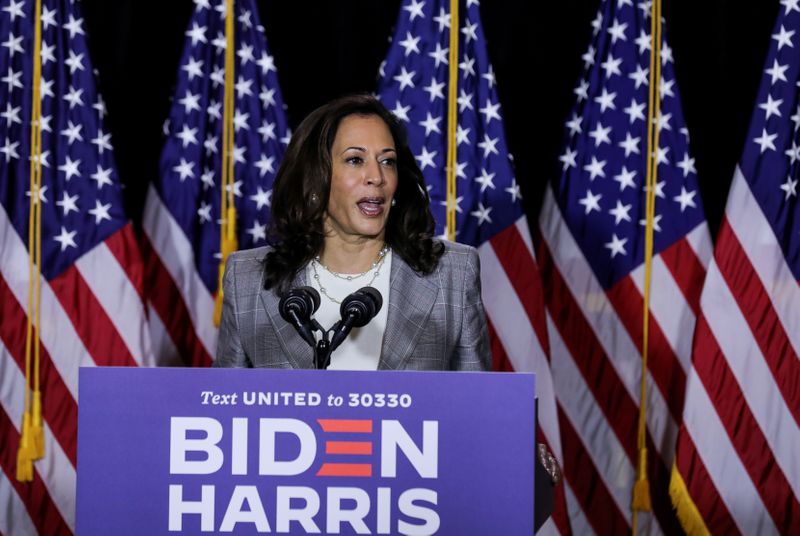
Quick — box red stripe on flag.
[48,265,138,367]
[716,219,800,425]
[488,224,550,357]
[0,408,71,536]
[104,224,147,304]
[674,425,741,535]
[606,276,686,421]
[140,235,213,367]
[557,405,628,533]
[538,239,681,532]
[487,319,515,372]
[693,314,799,533]
[0,273,78,464]
[659,237,705,316]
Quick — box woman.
[214,94,490,371]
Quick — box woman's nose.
[365,159,385,186]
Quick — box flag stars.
[474,169,496,192]
[677,153,697,177]
[673,187,697,212]
[780,176,798,200]
[182,57,204,80]
[2,0,25,21]
[0,138,19,162]
[56,191,80,216]
[54,227,78,251]
[600,54,622,78]
[65,51,85,74]
[477,134,499,157]
[607,19,628,43]
[479,100,502,124]
[629,64,649,89]
[418,112,442,136]
[63,14,85,38]
[765,59,789,84]
[771,24,795,50]
[578,189,602,214]
[1,102,21,125]
[61,121,83,144]
[200,168,215,189]
[41,6,56,29]
[403,0,426,21]
[582,45,596,68]
[226,180,243,197]
[237,44,254,65]
[26,184,48,203]
[91,165,114,189]
[661,43,674,64]
[613,166,637,191]
[635,30,651,54]
[238,9,253,28]
[456,125,471,145]
[59,156,81,181]
[584,156,607,180]
[416,146,437,170]
[506,179,522,203]
[258,120,276,141]
[2,32,24,58]
[233,109,250,132]
[574,79,589,101]
[185,22,207,45]
[423,79,445,102]
[172,158,195,181]
[428,43,449,68]
[235,76,253,98]
[399,32,421,56]
[483,65,496,89]
[471,202,493,226]
[394,66,416,90]
[440,195,464,214]
[256,52,276,74]
[619,132,641,157]
[457,89,474,112]
[197,202,212,223]
[605,234,628,258]
[566,113,582,135]
[594,88,617,112]
[179,90,201,114]
[753,128,778,153]
[391,102,411,122]
[255,154,275,177]
[176,124,198,147]
[782,0,800,14]
[89,200,112,224]
[39,40,54,64]
[461,21,478,43]
[759,94,783,119]
[91,130,112,154]
[588,122,611,147]
[639,214,663,232]
[609,200,632,224]
[459,56,476,77]
[433,7,450,31]
[560,148,578,170]
[786,141,800,164]
[64,86,84,109]
[210,66,224,88]
[660,77,675,98]
[249,186,272,209]
[247,221,267,243]
[2,67,22,92]
[40,78,55,99]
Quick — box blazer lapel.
[379,254,438,370]
[259,268,315,369]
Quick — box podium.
[77,368,537,535]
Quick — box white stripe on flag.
[515,216,535,256]
[540,189,676,451]
[701,261,800,495]
[686,221,713,269]
[564,480,596,536]
[0,340,77,531]
[548,314,635,521]
[76,241,153,366]
[630,251,695,372]
[478,242,562,463]
[0,205,93,399]
[0,468,37,536]
[681,359,776,535]
[726,167,800,351]
[146,301,182,367]
[143,185,217,358]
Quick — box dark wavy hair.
[264,94,443,292]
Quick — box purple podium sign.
[77,368,534,535]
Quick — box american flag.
[538,0,712,533]
[376,0,567,533]
[141,0,289,367]
[671,1,800,533]
[0,0,152,534]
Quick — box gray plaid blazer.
[214,241,490,371]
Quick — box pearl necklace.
[312,246,388,304]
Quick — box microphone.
[327,287,383,356]
[278,286,320,348]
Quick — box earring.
[310,193,319,203]
[391,198,396,207]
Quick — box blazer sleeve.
[213,256,252,368]
[450,247,491,371]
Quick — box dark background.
[79,0,780,239]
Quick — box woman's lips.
[357,197,385,217]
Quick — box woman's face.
[324,114,398,244]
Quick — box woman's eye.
[346,156,363,165]
[381,158,397,167]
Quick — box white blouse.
[305,250,392,370]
